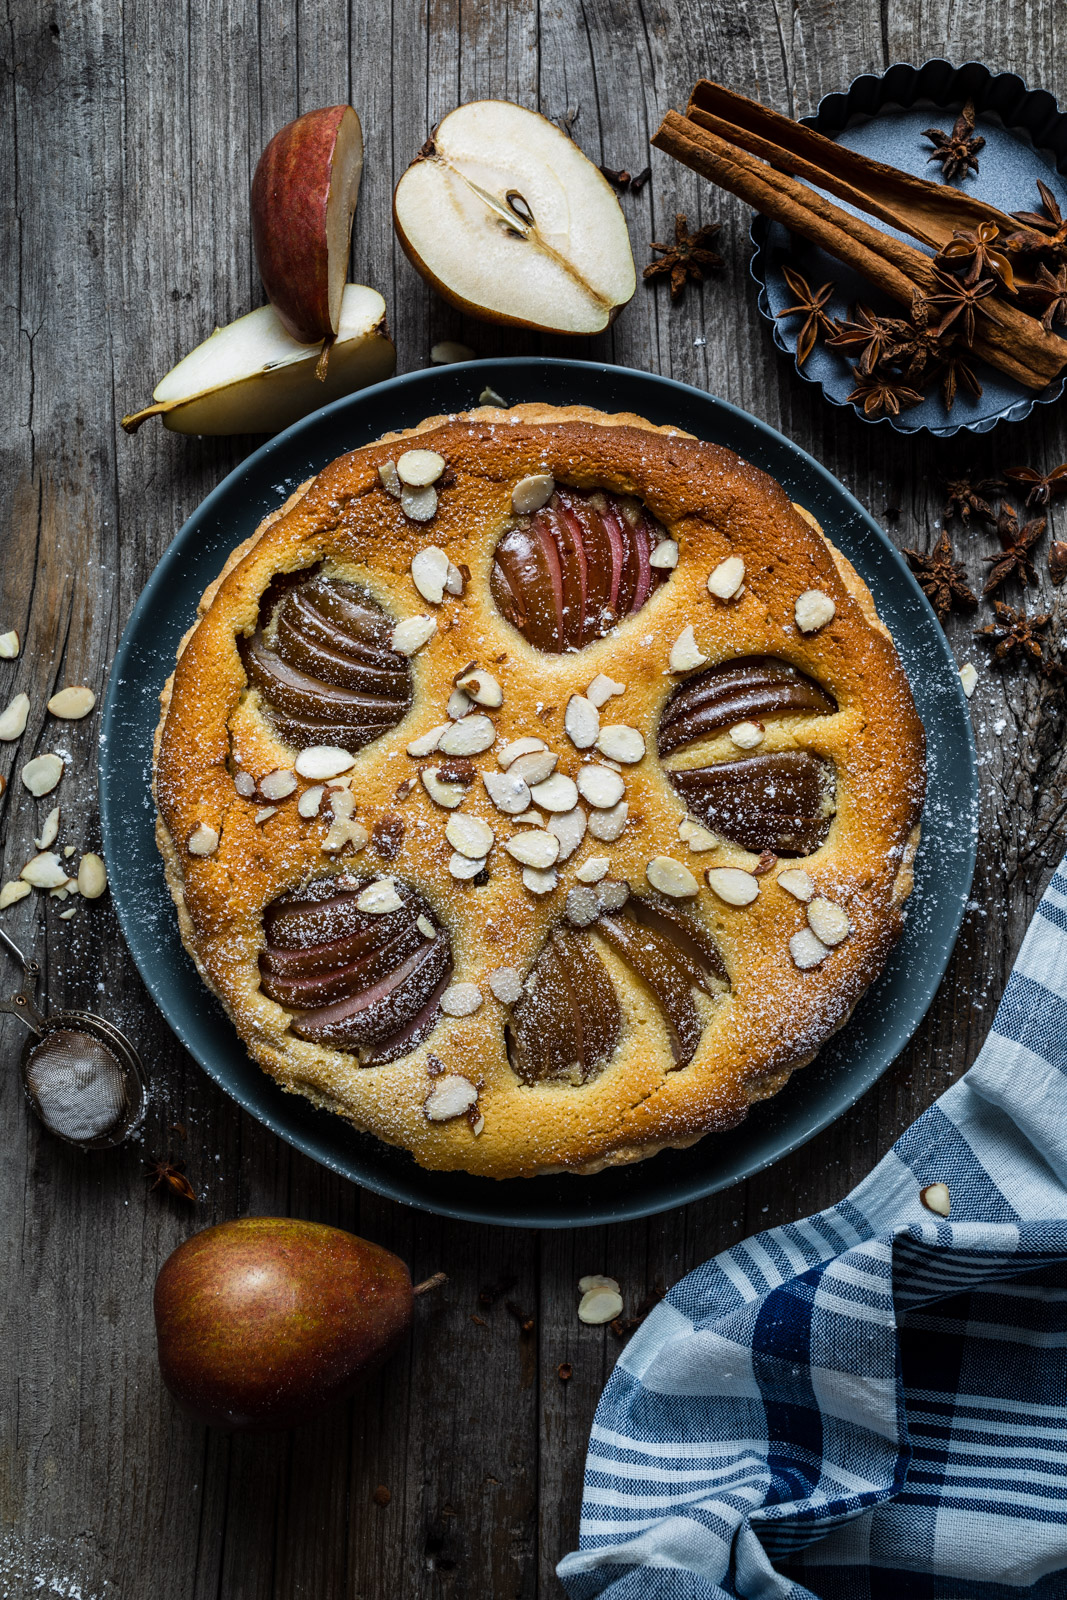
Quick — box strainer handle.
[0,992,46,1035]
[0,926,40,984]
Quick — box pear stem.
[315,336,335,381]
[121,401,171,434]
[413,1271,448,1296]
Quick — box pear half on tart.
[393,100,637,335]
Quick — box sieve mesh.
[23,1028,130,1143]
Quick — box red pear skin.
[252,106,361,344]
[153,1218,413,1431]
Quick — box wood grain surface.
[2,1,1066,1595]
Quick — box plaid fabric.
[558,859,1067,1600]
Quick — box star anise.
[943,476,999,525]
[774,266,835,365]
[147,1158,196,1203]
[846,366,923,418]
[922,100,985,182]
[982,503,1046,594]
[936,344,984,413]
[1007,179,1067,260]
[644,213,723,300]
[825,304,904,375]
[1032,263,1067,331]
[933,221,1016,291]
[921,269,997,346]
[903,529,978,620]
[1002,462,1067,509]
[977,601,1052,667]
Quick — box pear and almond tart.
[153,403,925,1179]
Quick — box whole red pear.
[153,1217,412,1430]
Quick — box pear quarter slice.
[122,284,395,436]
[393,101,636,335]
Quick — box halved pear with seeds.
[393,101,636,335]
[122,285,395,436]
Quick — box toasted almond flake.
[596,878,630,912]
[0,693,30,741]
[234,770,256,798]
[294,746,355,780]
[440,982,482,1017]
[21,754,64,797]
[438,715,495,756]
[776,868,814,902]
[447,687,472,720]
[509,748,557,786]
[471,1113,485,1135]
[564,693,600,749]
[586,674,625,708]
[323,803,370,852]
[795,588,835,633]
[678,818,719,852]
[378,460,403,498]
[576,765,625,809]
[35,806,60,850]
[482,768,531,815]
[77,852,107,899]
[488,966,523,1004]
[807,897,850,946]
[47,685,96,720]
[407,723,449,757]
[417,914,436,938]
[298,785,325,819]
[356,879,404,914]
[58,906,77,919]
[430,340,476,365]
[0,880,31,909]
[530,773,579,812]
[578,1274,620,1294]
[522,865,558,895]
[424,1073,479,1121]
[587,800,628,841]
[410,545,450,603]
[647,856,699,898]
[479,386,507,406]
[497,736,547,768]
[920,1182,951,1217]
[446,813,495,858]
[454,667,503,708]
[512,809,545,825]
[669,624,708,672]
[649,539,679,569]
[729,720,764,749]
[397,449,446,488]
[449,851,486,879]
[595,725,645,765]
[790,927,829,969]
[565,885,600,927]
[400,484,438,523]
[259,768,297,800]
[511,473,555,514]
[421,768,468,810]
[578,1287,624,1325]
[444,562,466,596]
[505,830,560,869]
[391,613,438,654]
[548,806,587,861]
[959,662,978,698]
[21,851,70,888]
[254,806,277,824]
[706,866,760,906]
[0,630,19,659]
[707,555,745,600]
[50,886,69,901]
[63,845,75,858]
[575,855,610,883]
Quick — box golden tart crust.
[153,404,925,1179]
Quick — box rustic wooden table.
[4,1,1066,1595]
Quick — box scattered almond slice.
[449,851,486,879]
[255,806,277,824]
[0,693,30,741]
[0,880,31,909]
[378,460,403,498]
[298,785,325,818]
[35,806,61,850]
[391,614,437,654]
[509,748,557,786]
[58,906,78,920]
[454,666,503,708]
[649,540,678,570]
[356,879,403,914]
[706,866,759,906]
[488,966,523,1004]
[440,982,483,1016]
[397,449,445,487]
[62,845,76,859]
[411,546,451,603]
[446,687,472,720]
[596,878,629,912]
[294,745,355,780]
[0,630,20,659]
[47,686,96,719]
[959,662,978,698]
[576,765,625,809]
[777,868,814,902]
[417,914,436,938]
[729,721,764,749]
[259,768,297,800]
[531,773,579,812]
[586,674,625,708]
[565,694,600,749]
[565,885,600,926]
[587,800,628,841]
[430,341,476,365]
[669,625,707,672]
[522,865,558,895]
[400,484,438,523]
[578,1287,624,1325]
[438,715,495,756]
[77,853,108,899]
[482,768,531,815]
[50,886,70,901]
[795,589,835,633]
[678,818,719,852]
[505,830,560,869]
[444,562,466,596]
[512,809,545,825]
[548,807,586,861]
[512,473,554,514]
[790,927,829,970]
[920,1182,951,1217]
[498,736,547,768]
[20,851,71,889]
[421,767,469,810]
[707,556,745,600]
[424,1073,479,1121]
[596,725,645,764]
[479,386,506,406]
[21,754,64,797]
[187,823,220,857]
[807,898,850,946]
[407,723,450,757]
[647,856,698,898]
[234,770,256,798]
[579,1274,620,1294]
[575,855,610,883]
[322,792,369,854]
[446,813,495,858]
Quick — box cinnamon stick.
[651,110,1067,390]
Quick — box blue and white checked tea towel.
[559,858,1067,1599]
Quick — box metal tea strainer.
[0,926,147,1148]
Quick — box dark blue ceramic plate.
[100,359,977,1227]
[751,59,1067,436]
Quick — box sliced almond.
[440,982,483,1016]
[410,546,450,604]
[254,806,277,824]
[58,905,78,920]
[497,736,547,768]
[595,725,645,764]
[400,484,438,523]
[578,1274,620,1294]
[959,662,978,698]
[63,845,75,859]
[424,1073,479,1121]
[795,589,835,634]
[505,830,560,869]
[509,749,557,787]
[47,686,96,720]
[407,724,450,757]
[447,687,472,720]
[438,715,495,756]
[444,562,466,596]
[578,1287,624,1325]
[548,806,587,861]
[565,694,600,749]
[706,866,759,906]
[669,625,707,672]
[920,1182,951,1217]
[322,792,370,853]
[430,340,476,365]
[234,770,257,798]
[446,813,495,858]
[449,851,486,879]
[77,853,107,899]
[565,885,600,927]
[511,473,554,514]
[707,555,745,600]
[807,898,850,947]
[522,865,558,895]
[391,614,438,654]
[0,880,31,909]
[586,674,625,708]
[482,768,531,815]
[488,966,523,1004]
[575,855,610,883]
[294,746,355,780]
[512,809,545,825]
[416,914,436,939]
[35,806,60,850]
[378,459,403,498]
[479,386,506,406]
[596,878,630,912]
[729,721,764,749]
[530,773,578,812]
[298,785,325,819]
[422,767,468,810]
[790,927,829,969]
[777,868,814,902]
[397,449,445,487]
[49,887,70,901]
[576,765,624,809]
[0,693,30,741]
[454,667,503,708]
[647,856,698,898]
[259,768,297,800]
[22,754,64,797]
[678,818,719,852]
[649,539,679,570]
[356,879,404,914]
[0,630,20,659]
[587,800,628,842]
[21,851,71,888]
